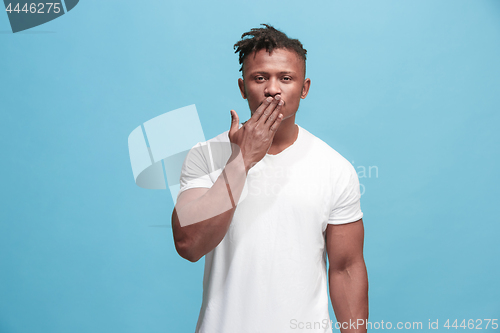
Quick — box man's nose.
[264,78,281,97]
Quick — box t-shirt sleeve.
[328,163,363,225]
[177,142,214,200]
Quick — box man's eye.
[282,76,292,81]
[256,76,265,81]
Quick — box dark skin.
[171,47,368,333]
[327,219,368,333]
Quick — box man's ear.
[238,78,247,99]
[301,78,311,99]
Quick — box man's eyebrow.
[249,71,296,75]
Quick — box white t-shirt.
[178,125,363,333]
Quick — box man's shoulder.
[188,130,230,151]
[207,130,230,143]
[298,125,353,168]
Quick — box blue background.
[1,0,499,332]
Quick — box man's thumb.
[229,110,239,135]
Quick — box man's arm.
[326,218,368,333]
[172,96,284,262]
[172,150,247,262]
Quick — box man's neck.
[267,115,298,155]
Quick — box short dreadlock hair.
[234,24,307,77]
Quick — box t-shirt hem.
[177,184,213,199]
[327,212,364,225]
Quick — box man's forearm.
[329,260,369,333]
[172,151,247,262]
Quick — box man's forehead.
[242,48,305,75]
[246,48,302,63]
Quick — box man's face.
[238,48,311,120]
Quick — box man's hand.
[228,95,284,171]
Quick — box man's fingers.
[248,97,273,124]
[229,110,239,137]
[258,95,281,124]
[269,113,283,132]
[265,98,283,127]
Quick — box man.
[172,24,368,333]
